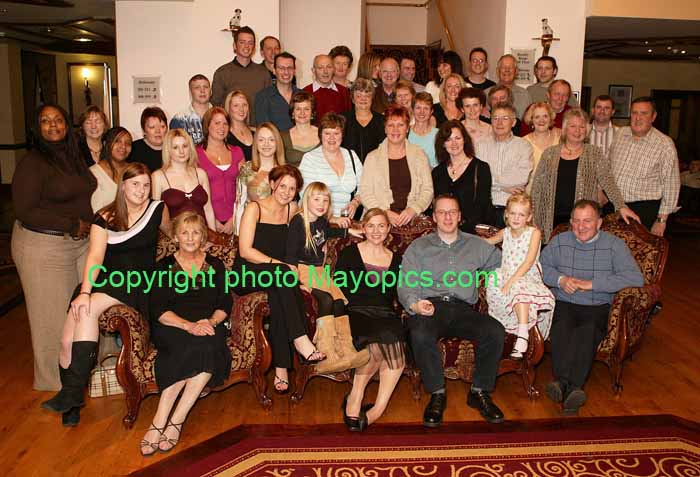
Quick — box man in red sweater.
[303,54,351,124]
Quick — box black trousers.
[406,299,505,393]
[550,300,610,388]
[604,199,660,230]
[233,262,307,369]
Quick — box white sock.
[515,324,529,353]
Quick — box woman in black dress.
[41,163,169,427]
[432,120,494,233]
[336,208,406,431]
[233,164,324,395]
[142,211,232,456]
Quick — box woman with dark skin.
[12,104,96,395]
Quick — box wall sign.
[511,48,536,85]
[133,76,161,103]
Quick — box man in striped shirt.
[608,97,680,236]
[588,95,618,157]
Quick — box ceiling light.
[647,49,653,53]
[644,41,649,45]
[681,50,686,54]
[0,8,7,13]
[74,37,92,42]
[667,46,672,50]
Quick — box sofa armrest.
[98,304,156,386]
[229,291,272,373]
[600,284,662,358]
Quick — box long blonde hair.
[162,128,198,170]
[297,181,333,255]
[251,122,286,172]
[439,73,467,108]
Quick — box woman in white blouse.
[298,112,363,227]
[89,127,132,211]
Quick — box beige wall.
[282,0,363,85]
[588,0,700,20]
[115,0,279,136]
[367,3,428,46]
[504,0,586,94]
[0,41,25,183]
[428,0,506,78]
[583,58,700,123]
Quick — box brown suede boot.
[313,315,352,374]
[334,315,370,369]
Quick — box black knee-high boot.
[41,341,97,414]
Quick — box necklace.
[448,158,469,179]
[563,143,583,156]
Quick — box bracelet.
[655,217,666,224]
[79,291,90,296]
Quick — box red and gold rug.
[132,415,700,477]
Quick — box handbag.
[89,353,124,397]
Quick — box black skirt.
[348,304,406,369]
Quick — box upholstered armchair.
[551,215,669,394]
[291,215,545,402]
[98,231,273,429]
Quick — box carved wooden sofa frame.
[551,215,669,394]
[98,232,273,429]
[291,215,545,403]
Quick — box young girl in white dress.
[486,193,555,358]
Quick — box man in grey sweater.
[399,194,505,426]
[540,199,644,414]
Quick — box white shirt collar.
[312,81,338,92]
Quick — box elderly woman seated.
[360,105,434,227]
[140,211,232,456]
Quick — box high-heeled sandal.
[510,336,529,360]
[274,374,290,395]
[158,419,184,453]
[140,423,165,457]
[300,348,326,365]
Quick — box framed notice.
[133,76,161,103]
[609,85,633,119]
[511,48,536,85]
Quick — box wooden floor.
[0,233,698,477]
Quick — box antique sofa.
[551,215,669,394]
[291,215,545,403]
[98,231,274,429]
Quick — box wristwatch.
[655,216,666,224]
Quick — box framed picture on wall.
[609,85,633,119]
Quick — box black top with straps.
[234,201,291,266]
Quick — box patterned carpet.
[131,415,700,477]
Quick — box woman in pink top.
[196,107,245,235]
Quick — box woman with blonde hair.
[522,102,561,192]
[433,73,468,127]
[225,90,254,161]
[235,122,286,232]
[335,208,406,431]
[356,52,381,86]
[141,211,232,455]
[531,108,639,241]
[152,129,216,229]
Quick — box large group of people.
[12,24,681,456]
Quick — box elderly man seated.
[399,194,505,426]
[540,200,644,415]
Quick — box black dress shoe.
[545,381,564,403]
[342,394,368,432]
[423,393,447,428]
[62,407,80,427]
[467,390,504,424]
[562,388,586,415]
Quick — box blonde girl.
[485,193,555,358]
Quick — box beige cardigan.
[359,139,434,214]
[532,143,626,242]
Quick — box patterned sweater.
[540,230,644,306]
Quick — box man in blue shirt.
[399,194,505,425]
[254,52,299,132]
[540,199,644,414]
